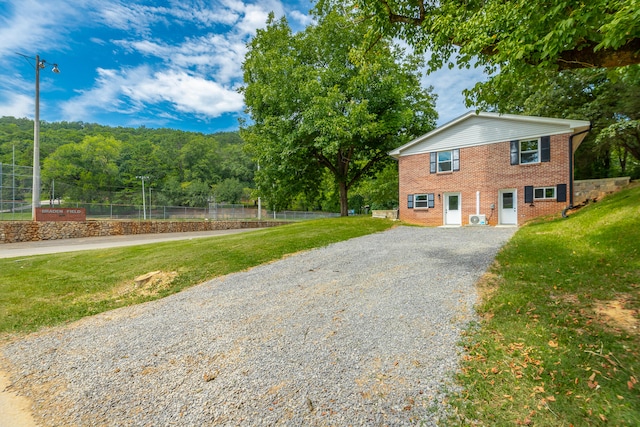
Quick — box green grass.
[450,183,640,426]
[0,212,31,221]
[0,216,394,337]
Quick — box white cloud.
[95,2,169,36]
[288,10,314,28]
[0,0,82,59]
[61,65,243,121]
[135,70,244,116]
[425,65,488,125]
[0,91,33,119]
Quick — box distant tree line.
[0,116,402,212]
[0,117,254,207]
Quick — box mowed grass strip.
[450,184,640,426]
[0,216,394,337]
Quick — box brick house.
[389,112,591,226]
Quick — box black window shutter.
[510,140,519,165]
[541,136,551,162]
[430,152,436,173]
[428,193,435,208]
[524,186,534,203]
[407,194,414,209]
[557,184,567,202]
[452,149,460,171]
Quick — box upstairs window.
[438,151,452,172]
[511,136,551,165]
[430,149,460,173]
[520,139,539,164]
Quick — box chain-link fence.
[208,203,341,221]
[0,166,341,222]
[0,163,32,220]
[18,202,340,221]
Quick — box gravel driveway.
[1,226,515,426]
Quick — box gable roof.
[389,111,591,158]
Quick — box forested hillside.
[0,117,254,207]
[0,116,401,212]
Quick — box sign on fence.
[35,208,86,222]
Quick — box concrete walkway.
[0,228,258,259]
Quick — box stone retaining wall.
[371,210,399,220]
[0,220,290,244]
[574,177,631,204]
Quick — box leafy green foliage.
[471,65,640,179]
[240,11,436,215]
[0,117,255,206]
[42,135,122,202]
[0,217,395,336]
[350,162,399,210]
[450,184,640,425]
[332,0,640,110]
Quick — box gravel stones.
[1,226,515,426]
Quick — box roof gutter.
[563,125,592,217]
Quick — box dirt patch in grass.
[75,271,179,304]
[594,294,639,335]
[475,270,500,304]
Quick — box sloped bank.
[0,220,289,244]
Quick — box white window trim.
[414,193,434,209]
[437,151,452,173]
[534,186,556,200]
[520,138,540,164]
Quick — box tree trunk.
[339,181,349,216]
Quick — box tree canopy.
[240,11,437,215]
[337,0,640,106]
[471,64,640,179]
[0,117,254,206]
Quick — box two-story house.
[389,112,591,226]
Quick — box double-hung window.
[510,136,551,165]
[438,151,452,172]
[430,149,460,173]
[520,139,539,164]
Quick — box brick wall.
[0,220,289,244]
[398,134,572,226]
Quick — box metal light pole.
[136,176,149,220]
[18,53,60,220]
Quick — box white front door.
[444,193,461,225]
[499,189,517,225]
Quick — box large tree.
[240,11,437,215]
[338,0,640,106]
[42,135,122,202]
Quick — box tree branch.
[347,149,389,189]
[382,0,425,26]
[380,1,640,69]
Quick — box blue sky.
[0,0,487,134]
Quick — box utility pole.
[136,176,149,219]
[17,53,60,220]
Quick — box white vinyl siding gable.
[389,112,590,158]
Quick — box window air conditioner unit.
[469,214,486,225]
